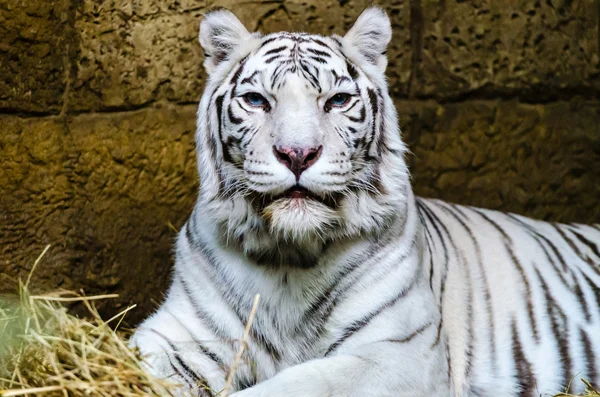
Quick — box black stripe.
[505,214,588,322]
[572,273,592,321]
[580,272,600,317]
[242,126,261,150]
[534,267,572,388]
[345,59,359,80]
[474,209,540,343]
[173,354,205,389]
[567,226,600,259]
[439,202,495,374]
[227,103,243,124]
[299,61,321,92]
[510,319,535,396]
[555,224,600,279]
[300,231,414,344]
[174,278,229,370]
[432,319,443,348]
[342,99,359,114]
[309,56,328,64]
[215,95,235,164]
[185,220,197,250]
[540,233,571,273]
[313,38,333,51]
[347,106,366,123]
[202,90,227,200]
[415,201,435,289]
[433,202,475,381]
[215,95,225,145]
[265,55,284,64]
[299,259,369,335]
[367,89,378,118]
[505,214,589,321]
[580,328,598,388]
[229,56,248,85]
[417,201,450,307]
[165,354,193,388]
[324,274,418,356]
[259,36,278,48]
[233,376,257,392]
[240,70,260,85]
[554,223,586,258]
[193,240,283,362]
[269,63,286,90]
[263,45,288,56]
[365,88,380,160]
[445,339,453,383]
[306,47,331,57]
[149,329,214,396]
[383,321,432,344]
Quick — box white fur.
[131,7,600,397]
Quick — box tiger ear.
[342,7,392,72]
[199,9,253,74]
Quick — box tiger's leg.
[130,307,229,397]
[230,328,451,397]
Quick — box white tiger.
[131,7,600,397]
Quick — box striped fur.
[131,7,600,397]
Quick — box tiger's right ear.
[199,9,254,74]
[342,7,392,72]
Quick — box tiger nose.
[273,145,323,181]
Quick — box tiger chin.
[131,6,600,397]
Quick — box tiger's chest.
[239,246,434,377]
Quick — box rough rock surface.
[1,0,599,323]
[398,100,600,222]
[68,0,411,111]
[0,105,197,322]
[0,0,73,113]
[415,0,600,100]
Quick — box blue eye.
[243,92,268,108]
[327,93,351,108]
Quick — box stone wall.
[1,0,598,324]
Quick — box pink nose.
[273,145,323,180]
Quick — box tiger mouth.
[250,186,342,210]
[279,186,318,200]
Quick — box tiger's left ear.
[342,7,392,72]
[199,9,255,74]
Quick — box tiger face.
[195,8,409,265]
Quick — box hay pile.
[555,380,600,397]
[0,288,179,397]
[0,248,597,397]
[0,247,178,397]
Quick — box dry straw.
[555,380,600,397]
[0,247,597,396]
[0,245,179,397]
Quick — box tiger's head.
[194,7,410,267]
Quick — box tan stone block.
[0,0,71,113]
[381,0,413,97]
[397,99,599,223]
[0,115,72,297]
[64,104,199,321]
[416,0,600,99]
[70,1,205,111]
[0,104,198,323]
[69,0,412,111]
